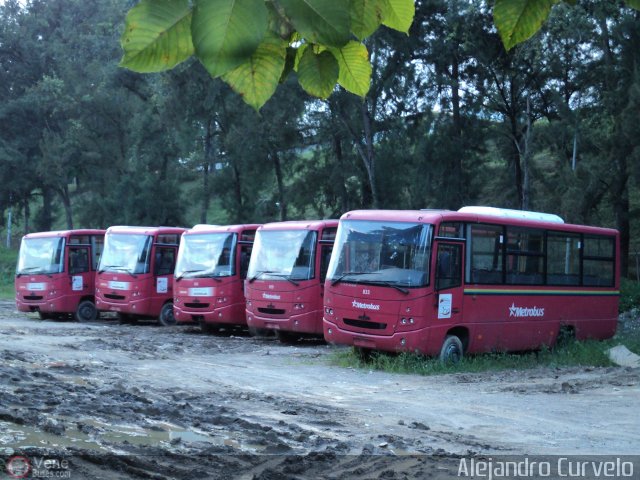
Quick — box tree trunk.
[360,101,379,208]
[59,185,73,230]
[271,151,287,221]
[23,198,30,235]
[200,119,215,224]
[332,131,349,214]
[39,187,54,231]
[231,161,243,223]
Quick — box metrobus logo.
[262,293,281,300]
[352,300,381,311]
[509,303,545,318]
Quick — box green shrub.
[620,278,640,313]
[0,247,17,300]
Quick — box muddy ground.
[0,300,638,479]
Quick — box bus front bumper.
[323,318,435,355]
[247,309,322,335]
[175,303,246,326]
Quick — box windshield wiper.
[368,280,410,295]
[330,271,377,286]
[269,273,299,286]
[98,265,137,278]
[249,271,299,286]
[16,267,43,277]
[248,271,272,283]
[175,270,222,282]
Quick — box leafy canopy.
[120,0,415,109]
[120,0,640,109]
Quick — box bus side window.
[436,244,462,291]
[69,248,90,274]
[155,247,175,276]
[319,245,333,282]
[240,245,252,279]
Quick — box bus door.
[68,245,91,296]
[434,241,464,330]
[153,246,177,307]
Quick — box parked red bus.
[323,207,620,362]
[95,226,185,326]
[245,220,338,341]
[173,224,259,332]
[16,229,105,321]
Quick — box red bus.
[16,229,105,321]
[95,226,185,326]
[323,207,620,362]
[173,224,260,332]
[245,220,338,342]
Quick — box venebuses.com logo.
[4,455,71,479]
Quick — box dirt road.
[0,300,638,478]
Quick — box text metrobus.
[323,207,619,361]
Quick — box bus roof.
[23,229,106,239]
[258,219,339,232]
[184,224,261,235]
[106,226,186,236]
[340,209,618,236]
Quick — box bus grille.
[258,307,286,315]
[24,295,43,301]
[344,318,387,330]
[185,303,210,309]
[104,294,125,300]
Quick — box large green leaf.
[120,0,194,72]
[626,0,640,9]
[494,0,554,51]
[277,0,351,47]
[222,35,288,110]
[381,0,415,34]
[350,0,385,40]
[330,41,371,97]
[297,48,339,98]
[192,0,268,78]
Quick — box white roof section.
[458,206,564,224]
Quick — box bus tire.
[158,303,176,326]
[75,300,98,322]
[439,335,463,364]
[276,330,300,344]
[201,322,221,334]
[248,326,273,337]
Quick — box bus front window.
[99,234,152,275]
[17,237,65,275]
[327,221,432,288]
[248,230,317,282]
[175,233,236,279]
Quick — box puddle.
[0,418,261,453]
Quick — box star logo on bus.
[509,303,517,317]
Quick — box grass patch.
[330,333,636,376]
[0,246,17,300]
[330,280,640,376]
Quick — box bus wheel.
[75,300,98,322]
[201,322,221,334]
[248,327,273,337]
[354,347,373,362]
[276,330,300,344]
[439,335,463,364]
[158,303,176,326]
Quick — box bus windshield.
[99,234,152,275]
[327,220,432,288]
[175,233,236,279]
[248,230,316,282]
[17,237,65,275]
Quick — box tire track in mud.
[1,302,639,478]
